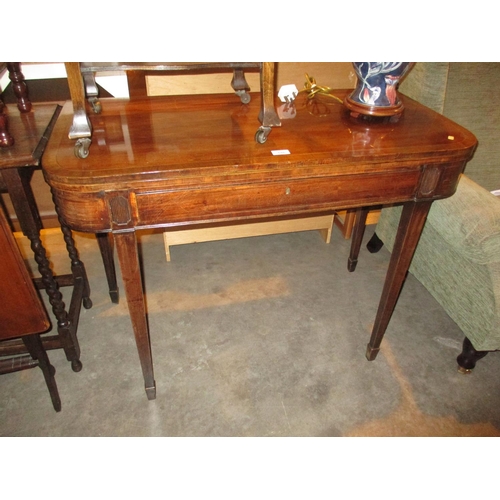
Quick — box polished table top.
[42,91,477,400]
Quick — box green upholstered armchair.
[368,62,500,372]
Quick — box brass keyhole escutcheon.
[285,187,291,195]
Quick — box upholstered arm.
[426,175,500,265]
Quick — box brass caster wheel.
[74,138,91,159]
[89,98,102,114]
[236,90,251,104]
[458,365,473,374]
[255,126,271,144]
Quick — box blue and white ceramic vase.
[344,62,414,117]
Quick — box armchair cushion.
[426,175,500,265]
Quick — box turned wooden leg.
[457,337,489,374]
[366,200,432,361]
[61,220,92,309]
[7,62,32,113]
[0,97,14,147]
[96,232,119,304]
[2,168,82,371]
[348,207,369,272]
[231,68,251,104]
[114,230,156,400]
[51,190,92,311]
[31,232,84,372]
[23,334,61,412]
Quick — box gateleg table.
[42,91,477,400]
[0,102,92,371]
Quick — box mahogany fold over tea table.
[42,91,477,400]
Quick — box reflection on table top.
[44,90,477,186]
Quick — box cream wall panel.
[146,63,356,96]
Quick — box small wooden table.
[42,91,477,400]
[0,206,61,411]
[0,102,92,371]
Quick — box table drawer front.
[136,171,420,226]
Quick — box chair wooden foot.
[96,232,119,303]
[366,343,380,361]
[367,232,384,253]
[457,337,489,374]
[23,335,61,412]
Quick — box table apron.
[134,170,419,226]
[51,161,466,232]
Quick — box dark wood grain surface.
[0,208,50,340]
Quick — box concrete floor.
[1,222,500,437]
